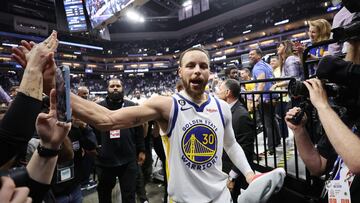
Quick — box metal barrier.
[240,76,324,202]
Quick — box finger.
[37,112,52,121]
[26,197,32,203]
[11,54,26,68]
[50,39,59,52]
[47,31,58,51]
[11,47,26,60]
[29,41,36,48]
[313,78,323,89]
[45,52,55,69]
[49,89,56,111]
[19,46,28,53]
[20,40,32,51]
[303,81,313,92]
[11,187,29,203]
[56,121,72,133]
[0,177,15,202]
[42,31,56,45]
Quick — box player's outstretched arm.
[71,94,172,131]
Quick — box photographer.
[285,48,360,202]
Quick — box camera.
[0,167,29,187]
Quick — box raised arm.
[71,94,172,131]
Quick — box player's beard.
[182,77,206,99]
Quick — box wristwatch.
[37,144,62,157]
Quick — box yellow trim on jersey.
[161,136,171,183]
[161,135,173,203]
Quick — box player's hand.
[227,179,235,192]
[245,171,255,184]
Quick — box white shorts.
[168,187,232,203]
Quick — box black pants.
[260,102,280,153]
[136,164,148,202]
[96,161,137,203]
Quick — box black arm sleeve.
[0,93,42,166]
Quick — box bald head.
[78,86,89,99]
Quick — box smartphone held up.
[55,65,71,122]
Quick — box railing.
[240,77,324,202]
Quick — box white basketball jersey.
[162,92,228,203]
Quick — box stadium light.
[183,0,192,7]
[274,19,289,26]
[126,10,145,23]
[242,30,251,34]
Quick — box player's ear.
[178,67,182,78]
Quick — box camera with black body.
[288,3,360,124]
[0,167,29,187]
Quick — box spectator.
[249,48,280,156]
[271,40,304,90]
[239,68,255,91]
[295,19,331,74]
[225,65,239,80]
[94,78,145,203]
[328,2,354,55]
[9,30,73,203]
[269,56,281,79]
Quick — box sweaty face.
[308,26,319,43]
[178,50,210,98]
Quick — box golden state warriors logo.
[181,124,217,165]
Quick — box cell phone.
[55,65,71,122]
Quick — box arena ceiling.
[0,0,329,42]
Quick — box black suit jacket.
[222,100,255,174]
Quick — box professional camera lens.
[288,79,309,98]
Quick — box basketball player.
[70,47,256,202]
